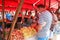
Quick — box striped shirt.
[37,10,52,38]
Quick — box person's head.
[37,4,46,12]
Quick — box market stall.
[0,0,60,40]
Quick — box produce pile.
[11,27,37,40]
[20,27,37,38]
[11,29,24,40]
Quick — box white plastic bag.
[24,35,37,40]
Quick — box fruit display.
[5,25,37,40]
[11,29,24,40]
[20,27,37,38]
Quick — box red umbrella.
[0,0,58,11]
[0,0,44,10]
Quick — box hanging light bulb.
[22,10,26,16]
[13,11,15,15]
[31,10,35,17]
[0,12,2,20]
[58,8,60,13]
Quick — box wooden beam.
[2,0,5,40]
[7,0,24,40]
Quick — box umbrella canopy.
[0,0,59,11]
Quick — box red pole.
[49,0,51,8]
[44,0,46,7]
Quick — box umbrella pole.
[2,0,5,40]
[44,0,46,7]
[7,0,24,40]
[58,1,60,8]
[49,0,51,8]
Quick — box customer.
[48,8,58,40]
[33,4,53,40]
